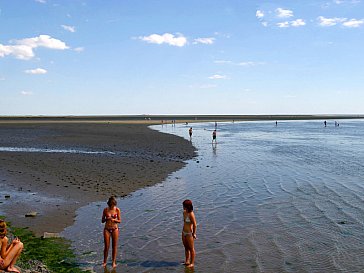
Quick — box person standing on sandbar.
[212,129,217,144]
[182,200,197,268]
[102,196,121,268]
[189,127,193,139]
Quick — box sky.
[1,0,363,115]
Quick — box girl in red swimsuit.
[0,220,23,273]
[102,196,121,268]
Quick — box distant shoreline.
[0,114,363,124]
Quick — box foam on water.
[62,120,364,272]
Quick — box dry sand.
[0,123,195,236]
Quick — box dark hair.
[107,196,117,208]
[183,199,193,212]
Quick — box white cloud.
[20,91,33,96]
[61,25,76,33]
[208,74,228,80]
[35,0,46,3]
[215,60,264,66]
[193,37,215,45]
[25,68,47,74]
[333,0,361,4]
[0,35,69,60]
[0,44,34,60]
[16,35,69,50]
[291,19,306,27]
[342,18,364,27]
[237,61,265,66]
[74,47,84,52]
[256,10,264,19]
[318,16,346,26]
[277,19,306,28]
[277,22,290,28]
[262,22,269,27]
[139,33,187,47]
[276,8,294,18]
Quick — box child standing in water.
[182,199,197,268]
[102,196,121,268]
[0,220,23,273]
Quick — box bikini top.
[184,215,191,223]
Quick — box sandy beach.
[0,115,362,236]
[0,122,195,236]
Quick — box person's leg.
[3,242,23,273]
[111,229,119,267]
[181,233,190,265]
[103,229,111,267]
[186,235,195,267]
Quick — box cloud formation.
[20,91,33,95]
[25,68,47,74]
[276,8,294,18]
[74,47,84,52]
[278,19,306,27]
[0,35,69,60]
[214,60,265,66]
[193,37,215,45]
[317,16,347,26]
[342,18,364,27]
[256,10,264,19]
[35,0,46,3]
[61,25,76,33]
[208,74,228,80]
[139,33,187,47]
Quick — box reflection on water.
[62,120,364,273]
[0,147,115,155]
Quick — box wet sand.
[0,122,195,236]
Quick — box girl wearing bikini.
[0,220,23,273]
[182,199,197,268]
[102,196,121,268]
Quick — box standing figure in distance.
[324,120,327,127]
[0,220,23,273]
[189,127,193,139]
[102,196,121,268]
[212,129,217,144]
[182,200,197,268]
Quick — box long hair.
[183,199,193,213]
[107,196,117,208]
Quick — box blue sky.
[1,0,363,115]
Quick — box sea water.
[62,120,364,273]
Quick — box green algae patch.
[9,224,89,273]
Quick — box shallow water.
[0,147,115,155]
[62,120,364,273]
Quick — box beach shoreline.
[0,115,362,236]
[0,122,196,236]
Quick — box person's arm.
[101,208,108,223]
[191,212,197,239]
[112,208,121,224]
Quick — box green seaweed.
[5,220,90,273]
